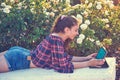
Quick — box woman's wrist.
[86,56,92,61]
[86,61,91,67]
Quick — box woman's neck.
[51,33,67,41]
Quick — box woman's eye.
[75,30,78,32]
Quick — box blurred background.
[0,0,120,79]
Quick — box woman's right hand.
[88,59,105,67]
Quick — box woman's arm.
[72,53,97,62]
[72,56,91,62]
[72,59,105,69]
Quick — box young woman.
[0,15,105,73]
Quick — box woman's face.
[67,25,79,40]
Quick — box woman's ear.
[64,27,70,33]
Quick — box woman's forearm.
[72,61,89,69]
[72,56,91,62]
[72,59,105,69]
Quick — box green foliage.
[66,0,120,56]
[0,0,53,51]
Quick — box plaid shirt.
[31,34,74,73]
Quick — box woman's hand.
[87,59,105,67]
[87,53,97,60]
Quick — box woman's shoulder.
[46,34,64,44]
[47,34,62,41]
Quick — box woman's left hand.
[87,53,97,60]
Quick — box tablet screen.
[96,47,107,59]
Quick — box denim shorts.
[4,46,31,71]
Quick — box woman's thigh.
[0,55,9,72]
[0,51,7,56]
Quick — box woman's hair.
[51,15,78,33]
[51,15,78,51]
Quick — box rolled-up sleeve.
[58,55,74,73]
[51,40,74,73]
[67,54,73,61]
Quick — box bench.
[0,57,116,80]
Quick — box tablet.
[96,47,107,59]
[89,47,109,68]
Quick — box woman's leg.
[0,51,9,73]
[0,49,37,72]
[0,51,7,56]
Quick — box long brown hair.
[51,15,78,51]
